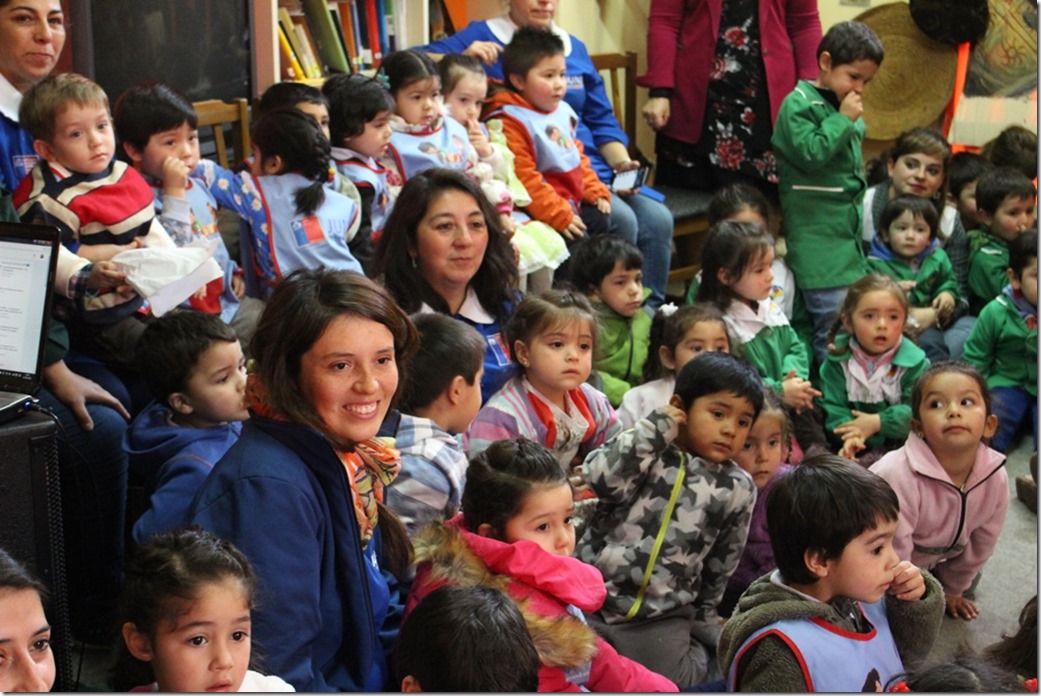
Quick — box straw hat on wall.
[855,2,958,141]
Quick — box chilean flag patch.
[291,216,325,246]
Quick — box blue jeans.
[607,192,673,310]
[916,315,977,362]
[800,286,849,365]
[36,386,129,643]
[990,386,1038,453]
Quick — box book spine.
[277,24,305,80]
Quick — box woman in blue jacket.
[422,0,673,310]
[190,268,417,692]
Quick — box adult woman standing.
[190,268,418,692]
[422,0,673,310]
[374,168,519,404]
[639,0,821,198]
[0,0,65,192]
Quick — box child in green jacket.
[967,167,1036,315]
[569,235,650,407]
[867,195,963,361]
[963,230,1038,453]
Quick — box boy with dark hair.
[947,151,994,231]
[124,311,248,544]
[967,166,1037,314]
[568,235,650,406]
[113,82,265,352]
[963,229,1038,453]
[771,20,883,364]
[384,313,486,536]
[720,454,945,691]
[577,351,763,687]
[396,585,540,692]
[13,72,180,366]
[257,81,331,140]
[485,26,612,242]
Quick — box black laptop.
[0,222,60,425]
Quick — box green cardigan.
[867,247,960,308]
[967,227,1010,315]
[592,293,651,407]
[819,334,930,448]
[962,292,1038,396]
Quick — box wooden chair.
[192,98,251,169]
[590,52,712,288]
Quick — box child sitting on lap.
[719,454,944,691]
[576,351,762,687]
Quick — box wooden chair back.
[590,51,639,159]
[192,98,251,169]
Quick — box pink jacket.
[637,0,821,145]
[409,515,678,693]
[870,433,1008,596]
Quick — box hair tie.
[888,681,911,693]
[659,302,678,317]
[374,69,391,91]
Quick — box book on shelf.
[302,0,351,73]
[328,5,353,72]
[364,0,383,67]
[277,23,305,80]
[335,1,359,69]
[293,22,323,78]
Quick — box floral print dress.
[692,0,778,184]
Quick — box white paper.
[112,241,223,317]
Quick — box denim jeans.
[990,386,1038,453]
[800,286,849,365]
[916,315,977,362]
[607,192,673,310]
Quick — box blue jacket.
[0,111,35,193]
[124,401,242,544]
[422,18,627,182]
[189,415,403,692]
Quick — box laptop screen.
[0,222,59,394]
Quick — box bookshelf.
[250,0,430,95]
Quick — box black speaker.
[0,411,74,692]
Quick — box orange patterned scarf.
[246,374,401,546]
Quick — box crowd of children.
[0,11,1036,694]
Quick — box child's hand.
[835,410,882,443]
[498,212,517,239]
[595,196,611,215]
[908,306,938,334]
[466,118,493,159]
[463,40,503,65]
[87,261,135,297]
[897,279,917,292]
[945,593,979,620]
[660,404,688,430]
[161,155,191,197]
[932,291,956,318]
[839,90,864,121]
[838,434,866,460]
[231,274,246,299]
[192,284,208,301]
[888,561,925,602]
[781,370,821,411]
[562,214,587,241]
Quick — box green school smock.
[772,81,869,290]
[967,227,1009,315]
[867,248,960,308]
[725,299,811,394]
[592,291,651,407]
[819,334,930,449]
[962,293,1038,396]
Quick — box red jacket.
[637,0,822,145]
[409,515,678,693]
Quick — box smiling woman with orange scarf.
[190,268,418,692]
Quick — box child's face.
[732,410,785,489]
[882,210,933,261]
[395,77,441,127]
[887,152,944,200]
[127,121,200,180]
[36,101,114,174]
[510,54,567,113]
[502,482,576,557]
[0,588,56,693]
[720,246,775,304]
[514,319,594,399]
[346,109,392,159]
[672,390,756,463]
[171,340,248,428]
[443,72,488,125]
[846,289,905,356]
[295,100,330,141]
[1009,256,1039,307]
[954,180,981,228]
[593,260,643,318]
[136,579,251,693]
[979,195,1036,242]
[821,517,900,604]
[661,320,730,375]
[912,371,997,457]
[816,54,878,102]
